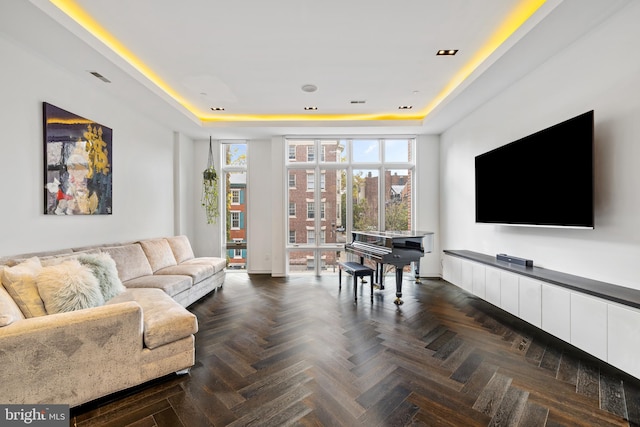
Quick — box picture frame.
[43,102,113,215]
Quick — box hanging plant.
[201,137,219,224]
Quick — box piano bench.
[338,261,375,302]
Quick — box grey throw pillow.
[78,252,126,301]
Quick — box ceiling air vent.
[89,71,111,83]
[350,100,366,104]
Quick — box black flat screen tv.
[475,110,594,229]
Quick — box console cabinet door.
[571,293,607,361]
[541,283,571,342]
[442,255,461,286]
[472,262,486,299]
[608,303,640,379]
[485,266,501,307]
[500,271,519,316]
[519,277,541,328]
[460,259,473,292]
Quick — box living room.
[2,0,640,424]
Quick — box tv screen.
[475,110,594,229]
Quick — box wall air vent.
[89,71,111,83]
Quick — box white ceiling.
[2,0,632,139]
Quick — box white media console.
[443,250,640,379]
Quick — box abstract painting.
[43,102,112,215]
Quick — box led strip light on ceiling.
[50,0,547,124]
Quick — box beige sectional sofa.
[0,235,225,407]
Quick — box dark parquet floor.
[72,272,640,426]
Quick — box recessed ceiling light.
[301,84,318,93]
[398,105,413,110]
[304,107,318,110]
[437,49,458,56]
[210,107,225,111]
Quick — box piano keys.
[345,230,434,305]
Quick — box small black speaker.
[496,253,533,267]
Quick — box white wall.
[0,35,177,257]
[415,134,440,277]
[174,131,196,238]
[440,1,640,289]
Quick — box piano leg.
[394,267,404,305]
[414,261,421,284]
[375,263,385,290]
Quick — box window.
[231,189,240,204]
[288,145,296,160]
[307,173,314,191]
[285,138,415,275]
[222,142,248,272]
[231,211,240,229]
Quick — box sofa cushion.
[154,264,214,284]
[139,239,178,272]
[181,257,227,274]
[107,288,197,349]
[36,259,105,314]
[78,252,126,301]
[1,257,47,318]
[166,235,195,263]
[102,244,153,282]
[0,283,25,326]
[123,274,192,297]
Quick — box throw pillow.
[78,252,126,301]
[36,259,104,314]
[1,257,47,318]
[0,284,25,326]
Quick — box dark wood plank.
[153,408,184,427]
[488,385,528,427]
[624,379,640,427]
[518,401,549,427]
[557,349,580,385]
[539,345,562,374]
[577,360,601,399]
[425,329,456,351]
[450,351,485,384]
[472,372,512,417]
[600,369,628,419]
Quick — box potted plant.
[201,137,219,224]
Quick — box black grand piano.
[345,230,434,305]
